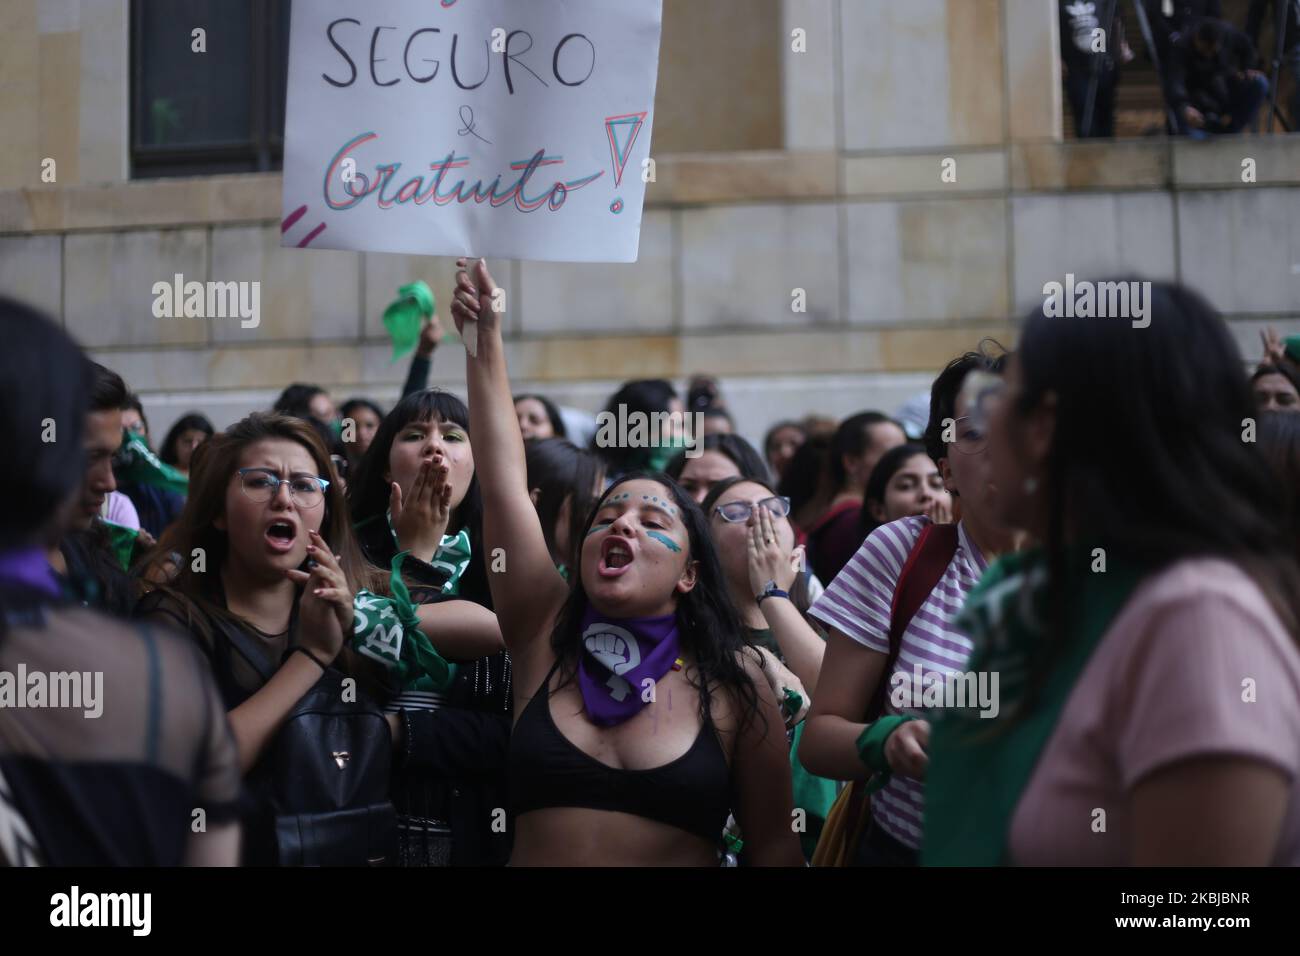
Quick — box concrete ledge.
[5,139,1300,235]
[1011,141,1171,191]
[1172,136,1300,187]
[646,150,839,204]
[86,325,1017,393]
[842,149,1007,197]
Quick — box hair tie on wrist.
[293,646,330,673]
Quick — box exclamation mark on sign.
[604,111,647,215]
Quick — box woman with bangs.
[348,388,511,866]
[452,258,804,867]
[135,413,378,864]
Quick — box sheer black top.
[0,590,240,866]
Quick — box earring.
[1023,477,1040,495]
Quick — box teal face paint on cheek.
[646,531,682,553]
[586,523,611,537]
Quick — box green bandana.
[386,511,472,595]
[114,430,189,496]
[1285,335,1300,364]
[382,281,436,362]
[642,432,691,474]
[922,548,1145,866]
[99,520,140,571]
[351,551,456,691]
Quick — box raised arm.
[401,312,443,398]
[414,598,504,660]
[450,258,567,668]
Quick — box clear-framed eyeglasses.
[951,372,1006,455]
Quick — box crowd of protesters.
[1,268,1299,867]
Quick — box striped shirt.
[808,516,988,850]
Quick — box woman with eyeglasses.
[925,284,1300,865]
[136,413,378,864]
[701,476,839,859]
[702,479,822,694]
[452,258,804,866]
[800,343,1021,866]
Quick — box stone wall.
[1,0,1298,449]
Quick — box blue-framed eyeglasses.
[237,467,330,507]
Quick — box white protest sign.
[281,0,664,263]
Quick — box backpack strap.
[866,522,960,721]
[210,614,278,685]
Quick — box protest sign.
[282,0,664,263]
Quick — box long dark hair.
[143,413,380,644]
[514,393,568,439]
[701,475,811,617]
[348,389,490,607]
[1014,281,1300,678]
[549,471,762,732]
[859,442,931,538]
[524,438,604,571]
[0,297,93,552]
[159,413,215,467]
[778,432,831,528]
[1259,411,1300,570]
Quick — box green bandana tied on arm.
[385,511,472,596]
[351,551,457,692]
[922,548,1146,866]
[114,430,188,496]
[383,281,435,362]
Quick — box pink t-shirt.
[1009,559,1300,865]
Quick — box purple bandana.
[577,604,681,727]
[0,548,62,600]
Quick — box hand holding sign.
[282,1,664,263]
[452,258,501,357]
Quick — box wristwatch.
[756,580,790,605]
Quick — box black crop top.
[507,661,732,843]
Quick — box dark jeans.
[1065,68,1118,138]
[1176,73,1271,137]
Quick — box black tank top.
[507,660,732,843]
